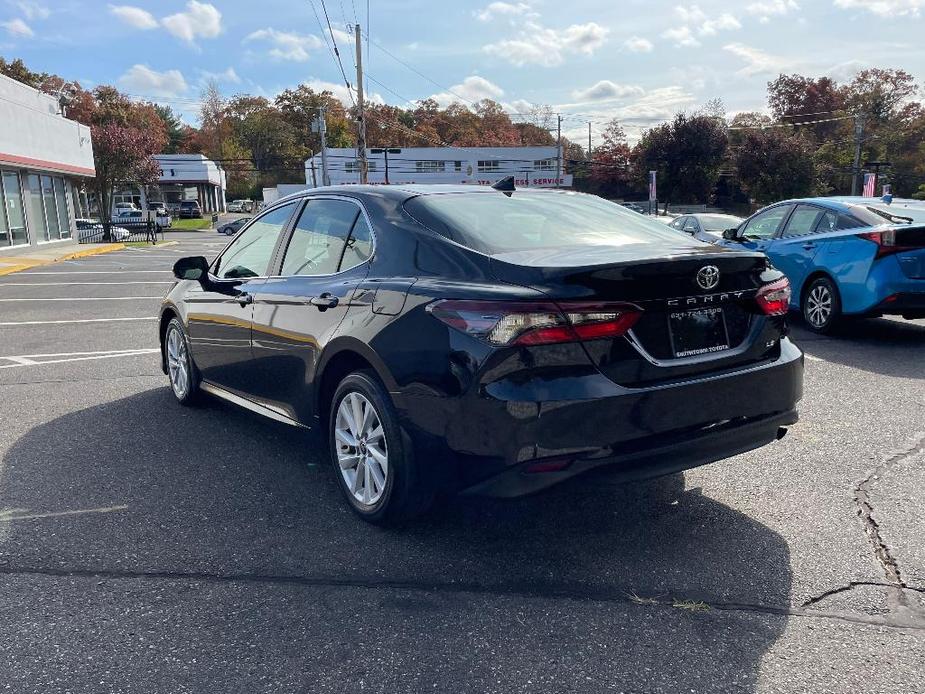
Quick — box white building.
[305,146,572,188]
[0,73,95,251]
[113,154,227,214]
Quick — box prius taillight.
[858,228,925,259]
[427,300,642,347]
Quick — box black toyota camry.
[160,185,803,523]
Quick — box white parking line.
[0,296,163,301]
[0,505,128,523]
[0,348,159,368]
[0,317,156,326]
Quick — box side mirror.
[722,227,741,241]
[173,255,210,282]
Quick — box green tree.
[735,129,815,204]
[153,105,187,154]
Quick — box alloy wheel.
[806,285,832,328]
[334,392,388,506]
[166,326,190,399]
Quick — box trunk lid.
[490,243,783,386]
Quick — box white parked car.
[76,219,132,242]
[227,199,254,213]
[116,209,172,229]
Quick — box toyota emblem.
[696,265,720,290]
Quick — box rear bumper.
[398,337,804,496]
[867,291,925,318]
[465,408,798,498]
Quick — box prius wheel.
[165,318,200,404]
[802,277,842,334]
[329,371,432,524]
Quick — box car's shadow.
[790,316,925,379]
[1,386,792,691]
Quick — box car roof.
[274,184,581,206]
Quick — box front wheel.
[164,318,200,404]
[802,276,842,334]
[329,371,433,524]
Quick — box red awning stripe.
[0,152,95,177]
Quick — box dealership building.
[0,73,95,252]
[112,154,227,214]
[304,146,572,188]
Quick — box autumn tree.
[735,129,814,204]
[587,119,633,197]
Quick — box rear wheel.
[165,318,200,404]
[329,371,432,524]
[802,276,842,334]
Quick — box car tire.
[328,370,433,524]
[164,318,200,405]
[802,276,842,334]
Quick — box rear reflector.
[858,228,925,259]
[755,277,791,316]
[427,300,642,347]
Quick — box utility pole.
[556,113,562,189]
[355,23,368,184]
[309,151,318,188]
[588,122,592,158]
[313,105,330,186]
[851,114,864,196]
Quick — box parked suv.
[179,201,202,219]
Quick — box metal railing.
[77,220,165,244]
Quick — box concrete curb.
[0,243,126,277]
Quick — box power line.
[319,0,356,106]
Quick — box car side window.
[683,217,698,233]
[216,202,296,279]
[815,211,838,233]
[782,205,823,238]
[670,216,686,229]
[280,199,360,276]
[340,215,373,270]
[741,205,793,240]
[836,214,864,230]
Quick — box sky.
[0,0,923,144]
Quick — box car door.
[248,197,374,423]
[766,204,826,291]
[185,202,298,395]
[735,204,795,252]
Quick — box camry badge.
[696,265,720,290]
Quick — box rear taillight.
[755,277,791,316]
[427,300,641,346]
[858,229,925,259]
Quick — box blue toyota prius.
[718,196,925,332]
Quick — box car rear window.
[404,191,690,255]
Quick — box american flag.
[862,172,877,197]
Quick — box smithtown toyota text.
[159,185,804,523]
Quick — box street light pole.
[370,148,401,184]
[355,24,368,184]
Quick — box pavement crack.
[1,565,924,631]
[853,431,925,615]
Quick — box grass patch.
[672,599,710,612]
[627,592,659,606]
[171,218,212,230]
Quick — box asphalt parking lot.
[0,231,923,693]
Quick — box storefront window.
[42,175,61,239]
[2,171,27,246]
[27,174,48,242]
[53,178,70,238]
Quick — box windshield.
[405,191,694,255]
[698,214,742,231]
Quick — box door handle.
[236,292,254,307]
[310,293,339,310]
[802,243,817,250]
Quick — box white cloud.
[674,4,708,23]
[1,18,32,37]
[483,21,609,66]
[722,42,793,75]
[303,78,383,107]
[244,28,324,62]
[571,80,644,102]
[199,66,241,84]
[108,4,158,30]
[662,25,700,47]
[699,13,741,34]
[162,0,221,43]
[16,1,49,20]
[430,75,505,107]
[507,98,535,113]
[824,59,867,82]
[746,0,799,22]
[623,35,653,52]
[475,1,532,21]
[118,64,189,97]
[833,0,922,15]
